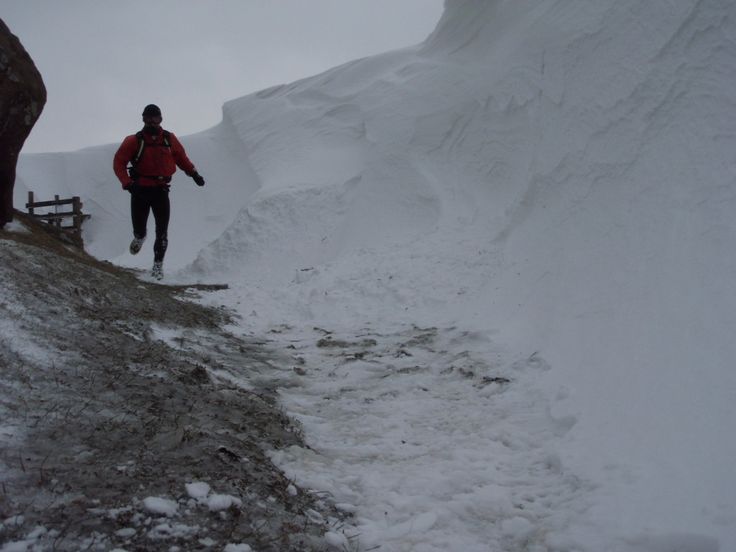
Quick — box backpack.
[128,130,171,178]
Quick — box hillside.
[0,215,343,551]
[13,0,736,549]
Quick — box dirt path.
[0,216,342,551]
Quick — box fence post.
[72,196,81,232]
[25,192,89,235]
[53,195,60,228]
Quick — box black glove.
[125,181,141,194]
[191,172,205,187]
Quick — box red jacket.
[113,127,196,188]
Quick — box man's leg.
[150,188,170,263]
[130,190,150,254]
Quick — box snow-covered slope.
[192,1,736,548]
[16,0,736,549]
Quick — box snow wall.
[16,0,736,548]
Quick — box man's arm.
[169,133,196,175]
[170,133,205,186]
[113,136,137,188]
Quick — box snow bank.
[189,0,736,548]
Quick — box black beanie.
[142,104,162,117]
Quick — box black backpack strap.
[133,131,146,166]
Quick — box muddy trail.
[0,214,344,551]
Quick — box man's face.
[143,115,162,127]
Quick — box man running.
[113,104,205,280]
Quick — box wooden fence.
[26,192,90,234]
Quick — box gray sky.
[2,0,443,153]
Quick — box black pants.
[131,187,169,263]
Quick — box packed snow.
[185,481,212,501]
[14,0,736,550]
[142,497,179,517]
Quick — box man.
[113,104,205,280]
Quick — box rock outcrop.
[0,18,46,227]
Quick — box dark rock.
[0,18,46,227]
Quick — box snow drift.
[16,0,736,549]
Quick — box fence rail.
[26,192,90,234]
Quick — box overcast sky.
[2,0,443,154]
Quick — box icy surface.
[266,325,593,551]
[1,220,29,233]
[15,0,736,550]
